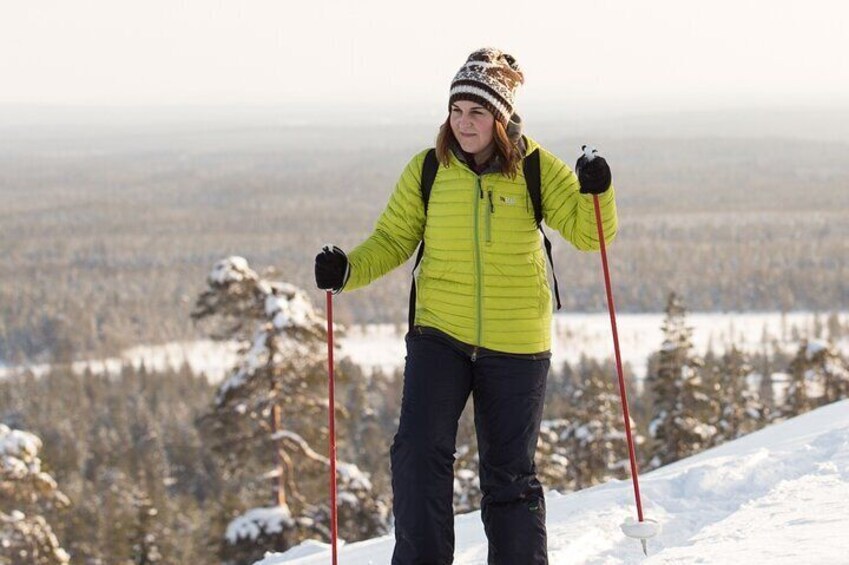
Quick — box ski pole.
[584,145,659,555]
[325,290,339,565]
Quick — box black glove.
[575,147,612,195]
[314,245,349,293]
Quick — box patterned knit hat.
[449,48,524,126]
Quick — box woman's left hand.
[575,152,612,195]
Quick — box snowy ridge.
[255,399,849,564]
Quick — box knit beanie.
[449,48,524,126]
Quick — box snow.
[2,311,844,385]
[340,312,849,380]
[255,399,849,564]
[225,506,295,544]
[0,424,43,479]
[265,285,316,330]
[336,323,404,377]
[210,256,252,284]
[336,462,373,491]
[0,339,241,383]
[258,539,336,561]
[217,333,270,400]
[806,338,829,359]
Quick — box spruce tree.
[712,345,765,442]
[782,339,818,418]
[782,339,849,418]
[647,293,716,468]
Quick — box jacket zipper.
[473,176,484,348]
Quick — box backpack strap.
[408,149,439,331]
[523,148,562,310]
[420,149,438,214]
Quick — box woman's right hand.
[314,245,349,292]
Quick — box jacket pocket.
[485,190,494,244]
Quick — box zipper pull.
[488,191,494,213]
[471,347,478,362]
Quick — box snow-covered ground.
[340,311,849,379]
[1,311,846,384]
[256,398,849,565]
[0,340,241,383]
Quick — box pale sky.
[1,0,847,117]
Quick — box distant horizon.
[3,102,849,143]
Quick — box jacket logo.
[499,196,517,205]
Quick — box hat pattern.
[449,48,524,125]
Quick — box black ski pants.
[390,326,550,564]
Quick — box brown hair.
[435,116,523,178]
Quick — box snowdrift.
[256,399,849,564]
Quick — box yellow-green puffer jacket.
[344,136,617,354]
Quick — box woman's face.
[450,100,495,156]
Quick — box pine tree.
[646,293,717,468]
[192,257,388,563]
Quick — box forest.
[2,259,847,564]
[1,120,848,364]
[2,116,848,563]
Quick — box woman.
[315,47,616,564]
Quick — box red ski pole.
[584,146,659,554]
[325,291,339,564]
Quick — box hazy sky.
[2,0,847,117]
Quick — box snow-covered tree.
[568,364,635,488]
[537,360,635,491]
[0,424,70,565]
[814,341,849,405]
[647,293,717,468]
[536,418,574,493]
[781,340,819,418]
[192,257,388,563]
[129,489,162,565]
[453,443,482,514]
[781,339,849,419]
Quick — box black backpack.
[408,147,562,330]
